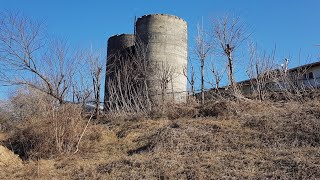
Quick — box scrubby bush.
[5,89,101,159]
[0,108,14,132]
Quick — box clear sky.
[1,0,320,99]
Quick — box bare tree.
[194,21,212,104]
[212,15,249,95]
[246,43,277,100]
[0,12,80,104]
[88,50,104,119]
[71,72,92,105]
[183,58,195,97]
[210,60,227,91]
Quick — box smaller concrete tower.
[107,34,135,56]
[104,34,135,106]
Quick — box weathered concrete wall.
[106,34,135,72]
[136,14,188,102]
[107,34,135,56]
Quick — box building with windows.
[239,61,320,94]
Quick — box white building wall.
[298,66,320,88]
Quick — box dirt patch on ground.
[0,132,8,141]
[0,145,22,167]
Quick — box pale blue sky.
[1,0,320,99]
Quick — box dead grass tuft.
[240,101,320,148]
[5,91,102,160]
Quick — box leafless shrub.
[6,89,100,160]
[199,100,236,117]
[10,88,56,120]
[166,103,199,120]
[0,100,16,132]
[245,43,278,100]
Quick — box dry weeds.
[1,97,320,179]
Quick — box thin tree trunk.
[228,55,235,90]
[201,58,205,105]
[95,79,100,120]
[171,75,175,102]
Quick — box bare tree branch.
[212,15,250,95]
[0,12,81,104]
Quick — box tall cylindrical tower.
[104,34,135,106]
[136,14,188,102]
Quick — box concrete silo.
[104,34,135,106]
[107,34,135,55]
[135,14,188,102]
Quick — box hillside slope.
[1,99,320,179]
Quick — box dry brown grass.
[5,103,101,160]
[1,95,320,179]
[2,90,103,161]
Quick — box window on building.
[304,72,314,79]
[309,72,314,79]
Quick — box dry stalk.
[74,112,95,154]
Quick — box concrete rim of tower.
[108,34,135,39]
[136,14,187,24]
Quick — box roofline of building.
[237,61,320,85]
[288,61,320,72]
